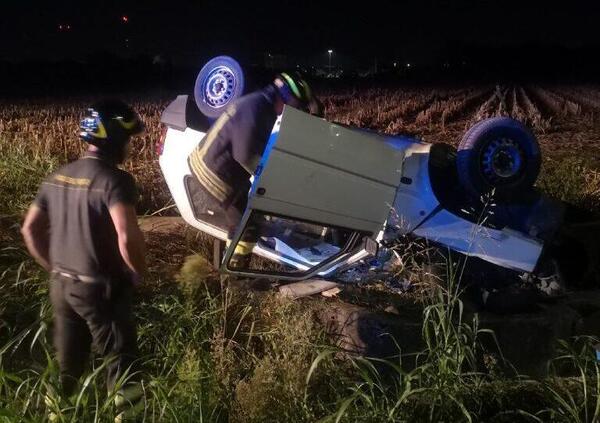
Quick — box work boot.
[229,252,252,270]
[227,239,254,270]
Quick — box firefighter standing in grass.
[21,100,146,422]
[189,72,322,268]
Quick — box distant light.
[58,24,63,30]
[328,50,333,54]
[66,25,71,30]
[393,62,397,67]
[122,15,129,23]
[406,63,411,68]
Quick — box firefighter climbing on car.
[189,71,322,269]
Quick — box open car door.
[221,106,406,281]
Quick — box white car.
[156,56,571,283]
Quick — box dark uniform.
[34,151,139,396]
[188,85,278,240]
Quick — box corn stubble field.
[1,85,600,422]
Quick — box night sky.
[2,1,600,68]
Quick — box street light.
[327,49,333,72]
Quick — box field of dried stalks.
[322,84,600,161]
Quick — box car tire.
[457,117,541,201]
[194,56,245,119]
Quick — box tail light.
[156,126,167,156]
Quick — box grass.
[537,155,600,213]
[2,207,600,423]
[2,92,600,422]
[0,239,345,422]
[0,213,351,422]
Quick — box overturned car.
[156,56,599,289]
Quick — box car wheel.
[457,117,541,201]
[194,56,245,119]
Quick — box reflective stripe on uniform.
[189,105,237,203]
[189,152,229,202]
[54,174,92,187]
[53,270,98,283]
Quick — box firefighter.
[21,99,146,422]
[189,72,321,269]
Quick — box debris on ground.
[335,247,412,294]
[321,287,342,298]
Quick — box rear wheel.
[457,117,541,201]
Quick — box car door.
[221,106,406,280]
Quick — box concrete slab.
[279,279,341,300]
[316,296,590,378]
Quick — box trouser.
[224,191,262,269]
[49,273,139,397]
[224,190,249,240]
[194,181,259,269]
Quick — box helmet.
[79,99,144,149]
[273,72,314,109]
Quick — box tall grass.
[2,93,600,422]
[0,246,347,422]
[307,255,495,422]
[537,156,600,213]
[541,336,600,423]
